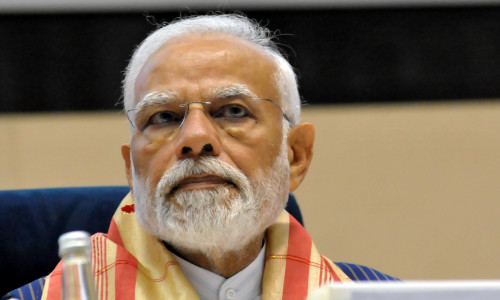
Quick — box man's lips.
[172,174,235,191]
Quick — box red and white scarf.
[42,193,350,300]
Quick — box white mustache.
[154,157,250,200]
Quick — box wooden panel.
[297,101,500,279]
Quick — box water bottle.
[58,231,98,300]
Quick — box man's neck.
[166,233,265,278]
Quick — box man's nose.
[174,104,221,159]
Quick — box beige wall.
[1,101,500,280]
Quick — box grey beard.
[132,134,290,253]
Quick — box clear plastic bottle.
[58,231,98,300]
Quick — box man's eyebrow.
[131,85,256,113]
[209,84,257,99]
[134,91,179,112]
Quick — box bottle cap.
[58,231,91,258]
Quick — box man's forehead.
[133,32,281,107]
[142,32,276,75]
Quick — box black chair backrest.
[0,186,303,295]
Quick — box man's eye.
[146,111,182,126]
[215,105,249,118]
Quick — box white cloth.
[172,243,266,300]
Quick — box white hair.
[122,14,301,126]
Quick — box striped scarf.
[42,193,350,300]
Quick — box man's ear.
[287,122,315,192]
[121,144,133,189]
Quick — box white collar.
[172,242,266,300]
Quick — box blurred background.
[1,0,500,280]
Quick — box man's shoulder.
[1,277,45,300]
[335,262,400,281]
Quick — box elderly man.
[6,13,396,300]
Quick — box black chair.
[0,186,304,296]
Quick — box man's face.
[130,33,285,193]
[122,33,292,251]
